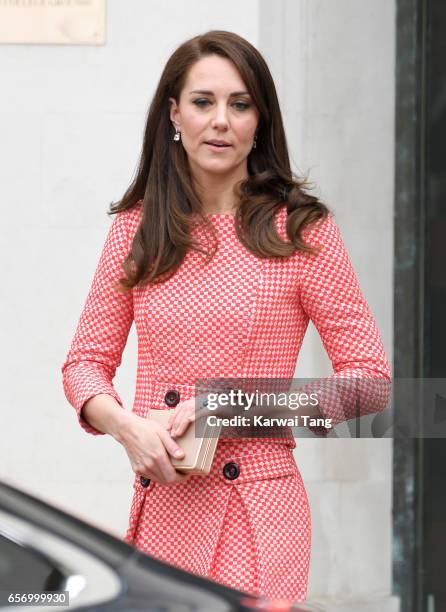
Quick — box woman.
[62,30,391,601]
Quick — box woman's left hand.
[166,398,195,438]
[166,391,236,438]
[166,395,210,438]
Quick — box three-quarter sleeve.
[61,210,135,435]
[297,214,391,436]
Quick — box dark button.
[164,389,181,407]
[223,462,240,480]
[140,477,151,488]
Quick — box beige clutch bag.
[149,408,221,476]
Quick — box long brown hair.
[110,30,329,290]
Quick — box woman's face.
[169,54,259,180]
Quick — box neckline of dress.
[189,212,236,226]
[206,215,236,227]
[206,213,235,218]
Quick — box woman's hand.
[118,412,192,486]
[166,392,234,438]
[166,397,200,438]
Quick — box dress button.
[140,477,151,488]
[223,462,240,480]
[164,389,181,407]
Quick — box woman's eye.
[193,99,210,107]
[233,102,250,110]
[192,99,251,110]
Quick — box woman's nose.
[211,103,229,129]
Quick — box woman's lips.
[205,143,232,152]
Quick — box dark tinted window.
[0,535,65,591]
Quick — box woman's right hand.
[117,412,192,486]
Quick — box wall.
[0,1,396,609]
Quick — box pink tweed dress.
[62,200,390,601]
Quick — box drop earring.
[252,134,257,149]
[173,128,181,142]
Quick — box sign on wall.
[0,0,105,45]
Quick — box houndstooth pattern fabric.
[129,443,311,600]
[62,200,390,601]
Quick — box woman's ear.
[169,97,179,128]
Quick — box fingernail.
[175,449,184,458]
